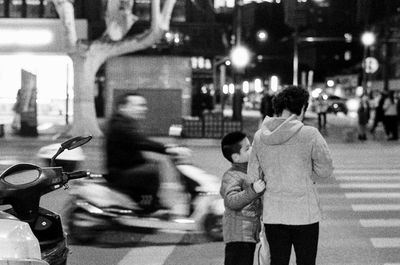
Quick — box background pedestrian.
[357,94,370,141]
[383,90,398,140]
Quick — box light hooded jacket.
[248,115,333,225]
[220,163,263,243]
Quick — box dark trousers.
[384,115,399,139]
[224,242,256,265]
[264,222,319,265]
[110,162,161,211]
[317,113,326,130]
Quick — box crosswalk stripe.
[117,233,185,265]
[371,238,400,248]
[352,204,400,211]
[340,183,400,189]
[360,219,400,227]
[336,176,400,181]
[344,192,400,199]
[335,169,400,174]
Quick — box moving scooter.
[62,146,224,244]
[0,135,93,265]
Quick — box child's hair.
[221,131,247,163]
[272,85,309,116]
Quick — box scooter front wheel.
[203,213,223,241]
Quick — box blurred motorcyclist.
[105,92,176,213]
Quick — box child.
[220,131,266,265]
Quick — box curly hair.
[272,85,310,116]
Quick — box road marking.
[360,219,400,227]
[371,238,400,248]
[340,183,400,189]
[336,176,400,181]
[344,192,400,199]
[117,233,184,265]
[335,169,400,174]
[352,204,400,211]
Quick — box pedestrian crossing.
[319,166,400,264]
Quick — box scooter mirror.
[61,135,92,150]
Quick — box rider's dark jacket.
[105,113,166,180]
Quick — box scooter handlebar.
[65,170,91,180]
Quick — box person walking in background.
[357,94,370,141]
[260,89,274,120]
[315,94,328,131]
[248,86,333,265]
[220,131,266,265]
[370,91,386,135]
[383,90,398,140]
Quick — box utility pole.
[382,0,391,92]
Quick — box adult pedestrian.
[248,85,333,265]
[260,90,274,120]
[383,90,398,140]
[370,91,386,135]
[315,94,328,131]
[357,94,370,141]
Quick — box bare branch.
[105,0,138,41]
[50,0,78,49]
[161,0,177,29]
[91,0,176,64]
[151,0,161,30]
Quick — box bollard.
[0,124,4,138]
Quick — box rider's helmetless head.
[116,93,148,120]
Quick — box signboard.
[19,69,38,136]
[364,57,379,74]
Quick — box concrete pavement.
[0,110,396,146]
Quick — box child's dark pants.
[224,242,256,265]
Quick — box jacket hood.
[260,115,303,145]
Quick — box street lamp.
[230,45,251,69]
[361,31,376,93]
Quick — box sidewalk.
[0,110,387,147]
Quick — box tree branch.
[50,0,78,49]
[92,0,176,64]
[105,0,138,41]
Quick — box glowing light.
[223,84,229,94]
[242,81,249,94]
[346,98,360,112]
[256,30,268,42]
[327,80,335,87]
[230,45,251,69]
[254,78,263,93]
[311,88,322,98]
[0,29,53,46]
[229,83,235,94]
[270,75,279,92]
[361,32,376,46]
[356,86,364,97]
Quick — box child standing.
[220,131,266,265]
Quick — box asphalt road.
[1,137,400,264]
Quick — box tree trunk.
[64,52,104,137]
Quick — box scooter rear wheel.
[65,207,98,244]
[203,213,223,241]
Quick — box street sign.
[364,57,379,74]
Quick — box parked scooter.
[0,135,93,265]
[62,146,224,244]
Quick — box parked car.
[326,94,348,114]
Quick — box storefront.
[0,18,87,134]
